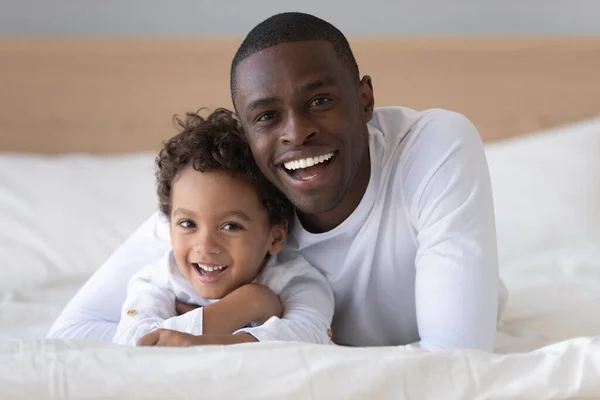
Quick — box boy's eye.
[178,219,196,229]
[222,223,243,232]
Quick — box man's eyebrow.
[298,77,337,93]
[246,97,280,112]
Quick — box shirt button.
[127,309,137,317]
[327,328,333,338]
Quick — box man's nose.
[280,112,317,146]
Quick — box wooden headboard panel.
[1,38,599,154]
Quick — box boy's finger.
[137,330,160,346]
[175,301,200,315]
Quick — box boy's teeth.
[284,152,334,171]
[195,264,226,272]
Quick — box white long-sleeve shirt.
[48,106,507,351]
[113,251,334,346]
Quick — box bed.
[1,38,600,399]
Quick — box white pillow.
[1,117,599,290]
[0,153,158,289]
[485,117,600,264]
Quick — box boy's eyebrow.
[220,210,252,221]
[172,207,195,216]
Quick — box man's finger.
[137,330,161,346]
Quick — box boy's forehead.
[174,169,255,201]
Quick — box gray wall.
[1,0,599,37]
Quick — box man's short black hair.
[230,12,360,100]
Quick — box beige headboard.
[1,38,599,154]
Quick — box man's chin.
[291,191,345,218]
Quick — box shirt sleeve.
[233,255,335,345]
[112,262,204,346]
[403,110,501,351]
[46,212,172,341]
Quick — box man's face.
[233,40,374,216]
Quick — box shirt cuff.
[162,307,204,335]
[233,316,280,342]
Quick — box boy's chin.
[195,286,227,301]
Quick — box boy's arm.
[138,266,333,347]
[141,256,334,347]
[232,255,335,345]
[113,263,205,346]
[200,283,283,335]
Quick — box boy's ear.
[232,112,249,141]
[267,222,288,256]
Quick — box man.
[47,12,506,351]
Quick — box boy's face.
[169,166,286,300]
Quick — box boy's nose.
[193,231,221,255]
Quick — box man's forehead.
[240,39,336,63]
[234,41,345,99]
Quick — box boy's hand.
[137,329,257,347]
[175,301,200,315]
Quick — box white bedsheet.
[1,117,600,399]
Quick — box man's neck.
[298,148,371,233]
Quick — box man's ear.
[267,222,288,256]
[359,75,375,122]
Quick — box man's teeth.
[284,152,334,171]
[195,264,226,272]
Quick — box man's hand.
[137,329,257,347]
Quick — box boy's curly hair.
[156,108,293,226]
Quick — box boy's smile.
[169,166,286,299]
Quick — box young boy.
[113,109,334,346]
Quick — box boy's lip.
[191,263,229,284]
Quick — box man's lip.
[277,151,339,188]
[274,149,338,166]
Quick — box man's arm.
[46,212,171,341]
[404,111,502,351]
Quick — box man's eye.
[178,219,196,229]
[257,112,276,122]
[222,223,243,232]
[310,97,330,107]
